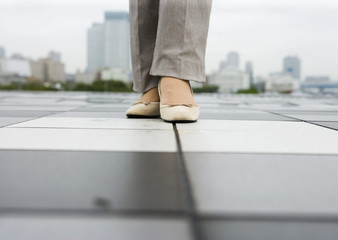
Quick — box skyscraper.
[218,51,240,71]
[283,56,301,79]
[227,52,240,70]
[49,51,61,62]
[245,61,254,88]
[0,46,5,58]
[87,12,130,73]
[87,23,105,72]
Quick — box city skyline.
[1,0,338,79]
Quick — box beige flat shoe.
[158,79,200,123]
[125,101,160,118]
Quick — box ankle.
[159,77,198,107]
[138,87,160,102]
[160,77,189,87]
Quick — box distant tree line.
[0,79,133,92]
[192,85,219,93]
[0,80,260,94]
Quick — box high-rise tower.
[245,61,254,88]
[283,56,301,79]
[49,51,61,62]
[87,12,130,73]
[227,52,240,70]
[0,46,5,58]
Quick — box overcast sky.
[1,0,338,79]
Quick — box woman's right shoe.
[158,79,200,123]
[125,101,160,118]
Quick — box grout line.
[0,208,185,218]
[173,123,201,240]
[198,213,338,222]
[305,121,338,132]
[263,110,338,132]
[4,126,172,131]
[0,114,59,128]
[252,109,301,121]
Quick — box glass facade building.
[87,12,130,73]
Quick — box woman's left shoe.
[125,101,160,118]
[159,103,200,123]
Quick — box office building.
[245,61,254,88]
[264,72,300,93]
[87,23,105,72]
[210,52,249,92]
[87,11,130,78]
[209,68,250,93]
[30,58,65,82]
[218,52,240,71]
[227,51,240,70]
[305,76,331,83]
[283,56,301,79]
[49,51,61,62]
[75,70,98,84]
[0,46,5,58]
[0,58,31,85]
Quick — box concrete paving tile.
[313,122,338,130]
[282,114,338,121]
[0,216,191,240]
[199,112,295,121]
[50,111,126,118]
[253,106,338,112]
[272,111,338,115]
[0,102,86,107]
[8,117,172,130]
[0,117,33,127]
[0,106,79,111]
[72,106,128,112]
[0,98,62,104]
[0,128,176,152]
[0,151,182,211]
[199,219,338,240]
[177,120,338,154]
[185,153,338,216]
[201,109,268,113]
[0,111,58,117]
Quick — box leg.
[129,0,160,93]
[150,0,213,83]
[151,0,213,107]
[126,0,161,118]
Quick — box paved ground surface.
[1,91,338,240]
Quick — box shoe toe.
[126,102,160,118]
[160,105,200,122]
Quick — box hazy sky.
[1,0,338,79]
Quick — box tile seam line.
[173,123,201,240]
[0,114,59,128]
[197,214,338,222]
[3,127,173,131]
[0,209,185,217]
[0,149,176,154]
[2,149,337,157]
[181,151,338,156]
[261,109,338,132]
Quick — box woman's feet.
[126,77,200,122]
[158,77,200,123]
[125,87,160,118]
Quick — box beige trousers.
[129,0,213,93]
